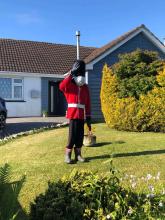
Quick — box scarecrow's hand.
[71,61,81,77]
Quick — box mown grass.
[0,123,164,215]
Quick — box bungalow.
[0,24,165,119]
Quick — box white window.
[0,77,24,100]
[13,78,23,99]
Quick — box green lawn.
[0,123,165,216]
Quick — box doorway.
[48,81,66,116]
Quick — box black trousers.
[66,119,84,149]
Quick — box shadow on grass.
[86,154,111,161]
[86,141,125,148]
[86,149,165,161]
[113,149,165,158]
[88,142,112,147]
[113,140,125,144]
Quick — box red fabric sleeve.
[85,86,91,117]
[59,73,72,93]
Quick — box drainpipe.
[64,31,81,77]
[76,31,80,60]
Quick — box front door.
[48,81,66,116]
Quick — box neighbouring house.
[0,24,165,119]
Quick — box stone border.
[0,122,69,146]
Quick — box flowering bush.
[135,87,165,132]
[157,67,165,87]
[100,50,165,132]
[30,160,165,220]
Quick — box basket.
[83,133,96,147]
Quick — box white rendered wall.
[6,77,41,117]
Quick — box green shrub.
[100,50,165,132]
[0,164,26,220]
[30,161,165,220]
[30,180,84,220]
[112,49,163,99]
[117,75,157,99]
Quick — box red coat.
[59,74,91,120]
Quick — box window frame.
[0,77,24,101]
[12,78,24,100]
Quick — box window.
[0,78,12,99]
[13,78,23,99]
[0,77,23,100]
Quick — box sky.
[0,0,165,48]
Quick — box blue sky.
[0,0,165,47]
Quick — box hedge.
[100,50,165,132]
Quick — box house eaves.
[85,24,165,70]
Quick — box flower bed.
[30,160,165,220]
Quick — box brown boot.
[74,148,85,162]
[65,148,72,164]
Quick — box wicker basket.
[83,134,96,147]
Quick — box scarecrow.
[59,60,91,163]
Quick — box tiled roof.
[0,39,96,75]
[84,24,162,63]
[1,25,163,75]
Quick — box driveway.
[0,117,68,139]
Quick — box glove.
[71,61,81,77]
[86,116,91,131]
[71,60,85,77]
